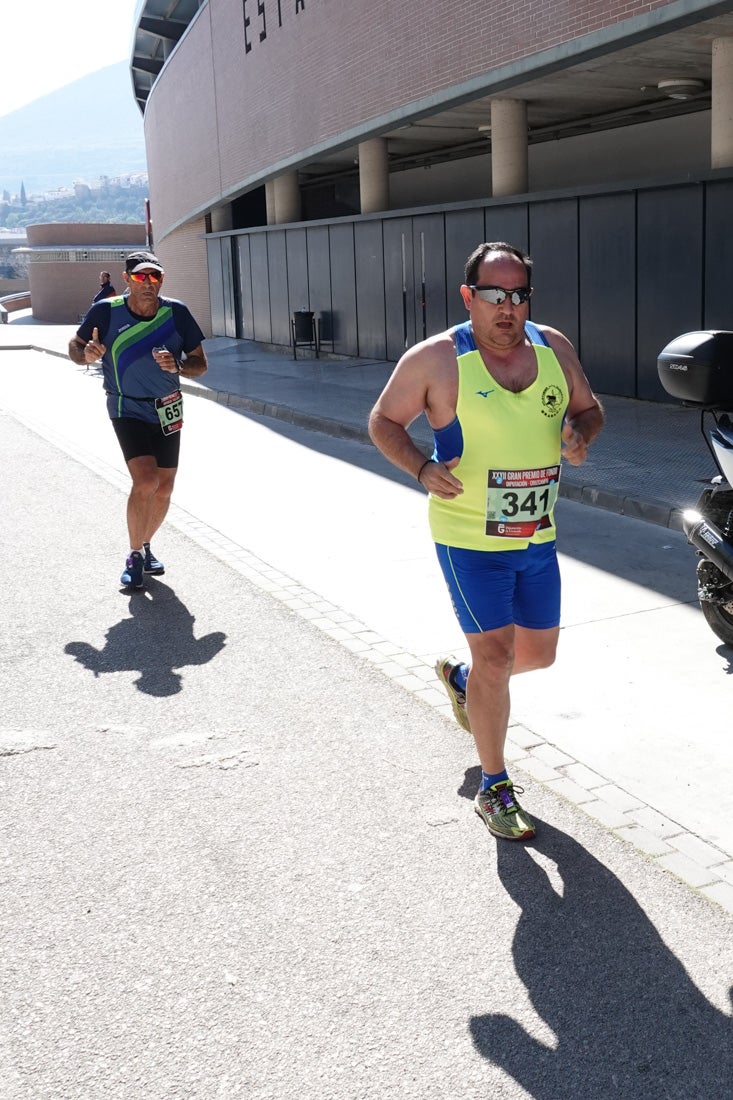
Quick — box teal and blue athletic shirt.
[76,295,205,424]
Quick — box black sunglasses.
[470,285,532,306]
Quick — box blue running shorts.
[435,541,561,634]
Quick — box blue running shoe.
[120,551,144,589]
[143,543,165,575]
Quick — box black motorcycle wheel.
[699,598,733,646]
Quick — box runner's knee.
[129,468,161,496]
[469,633,515,682]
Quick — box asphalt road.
[1,354,732,1099]
[5,352,733,866]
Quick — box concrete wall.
[30,263,122,324]
[25,223,146,324]
[390,112,712,208]
[25,224,144,248]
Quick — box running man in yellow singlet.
[368,242,604,841]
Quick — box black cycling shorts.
[111,417,181,468]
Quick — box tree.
[20,182,26,206]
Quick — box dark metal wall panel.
[445,209,485,327]
[354,220,387,359]
[217,175,728,398]
[267,230,290,346]
[637,184,703,400]
[329,222,357,354]
[221,237,236,339]
[704,179,733,330]
[529,199,579,349]
[286,228,309,317]
[250,233,272,343]
[578,192,636,396]
[413,213,447,341]
[383,218,415,361]
[207,238,225,336]
[237,235,255,341]
[306,226,333,340]
[230,237,242,339]
[484,204,529,253]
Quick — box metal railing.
[0,291,31,323]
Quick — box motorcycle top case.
[657,330,733,406]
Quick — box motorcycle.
[658,330,733,645]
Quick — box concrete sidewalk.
[0,312,716,529]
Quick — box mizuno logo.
[476,389,494,398]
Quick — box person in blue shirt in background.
[91,271,116,303]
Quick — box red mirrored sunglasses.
[129,271,162,283]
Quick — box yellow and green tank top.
[428,320,569,551]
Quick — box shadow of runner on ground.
[64,580,226,696]
[469,818,733,1099]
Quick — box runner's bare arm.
[68,337,87,366]
[540,325,604,466]
[369,345,431,474]
[368,339,463,497]
[68,326,106,367]
[178,344,208,378]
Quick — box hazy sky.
[0,0,139,117]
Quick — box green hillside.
[0,180,149,229]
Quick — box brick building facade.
[133,0,733,394]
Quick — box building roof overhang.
[129,1,733,196]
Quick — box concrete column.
[490,98,528,196]
[712,38,733,169]
[274,172,301,224]
[209,204,233,233]
[265,180,276,225]
[359,137,389,214]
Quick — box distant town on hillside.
[0,175,150,230]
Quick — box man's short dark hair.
[464,242,532,287]
[100,271,111,279]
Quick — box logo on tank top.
[541,384,564,418]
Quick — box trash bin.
[293,309,314,342]
[291,309,317,359]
